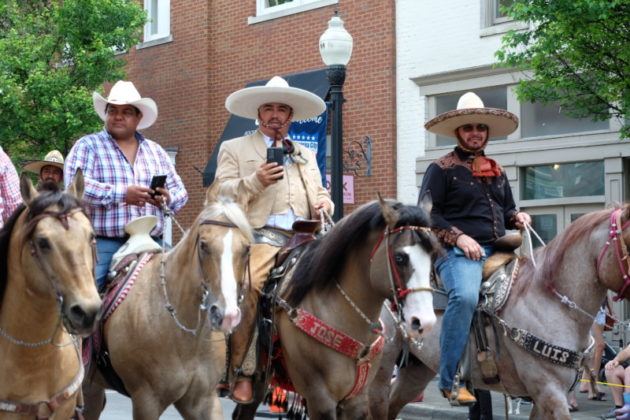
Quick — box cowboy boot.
[615,393,630,419]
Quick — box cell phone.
[267,147,284,180]
[149,175,167,198]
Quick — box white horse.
[369,205,630,419]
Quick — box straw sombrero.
[93,80,158,130]
[425,92,518,139]
[225,76,326,121]
[23,150,64,174]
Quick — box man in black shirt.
[419,92,531,406]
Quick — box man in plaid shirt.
[0,146,22,229]
[65,81,188,291]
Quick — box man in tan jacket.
[215,76,333,403]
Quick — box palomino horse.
[233,197,439,420]
[83,193,253,419]
[368,204,630,420]
[0,173,102,419]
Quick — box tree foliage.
[0,0,146,163]
[496,0,630,139]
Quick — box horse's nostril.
[209,304,224,328]
[411,318,422,332]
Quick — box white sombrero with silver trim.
[225,76,326,121]
[23,150,65,174]
[425,92,519,139]
[93,80,158,130]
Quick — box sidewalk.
[398,378,617,419]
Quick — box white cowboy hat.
[23,150,65,174]
[424,92,519,139]
[93,80,158,130]
[225,76,326,121]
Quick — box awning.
[202,68,330,187]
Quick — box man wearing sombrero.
[419,92,531,406]
[214,76,333,403]
[23,150,65,185]
[64,80,188,292]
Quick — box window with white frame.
[144,0,170,43]
[252,0,337,22]
[481,0,514,27]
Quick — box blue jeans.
[436,245,494,391]
[95,237,127,292]
[95,236,163,292]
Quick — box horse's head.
[196,194,252,333]
[369,194,440,339]
[595,204,630,301]
[17,170,102,336]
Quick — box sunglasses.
[461,124,488,132]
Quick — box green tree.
[0,0,146,163]
[496,0,630,139]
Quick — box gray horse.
[369,204,630,420]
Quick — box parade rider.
[65,80,188,292]
[0,146,22,229]
[419,92,531,405]
[214,75,333,403]
[23,150,65,186]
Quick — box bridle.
[0,207,95,346]
[369,225,436,311]
[597,208,630,301]
[159,218,248,338]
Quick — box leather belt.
[253,227,292,247]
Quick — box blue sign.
[290,111,328,185]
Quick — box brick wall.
[124,0,397,232]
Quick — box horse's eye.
[36,237,51,251]
[394,252,408,265]
[199,240,211,255]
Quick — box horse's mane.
[514,206,615,296]
[285,199,432,307]
[0,183,84,309]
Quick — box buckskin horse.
[233,196,439,420]
[368,204,630,420]
[83,190,253,419]
[0,172,102,419]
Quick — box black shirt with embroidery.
[419,147,519,246]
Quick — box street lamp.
[319,11,353,221]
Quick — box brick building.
[121,0,398,232]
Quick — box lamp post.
[319,11,353,221]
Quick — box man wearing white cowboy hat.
[214,75,333,403]
[64,80,188,291]
[23,150,65,185]
[419,92,531,406]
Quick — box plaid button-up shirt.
[0,146,22,228]
[64,129,188,238]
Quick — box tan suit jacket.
[215,130,333,229]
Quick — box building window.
[251,0,337,23]
[434,86,508,146]
[520,101,609,138]
[493,0,513,25]
[521,161,605,200]
[481,0,517,30]
[144,0,170,43]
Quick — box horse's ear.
[66,168,85,200]
[204,181,220,206]
[418,190,433,215]
[377,192,399,229]
[20,172,38,205]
